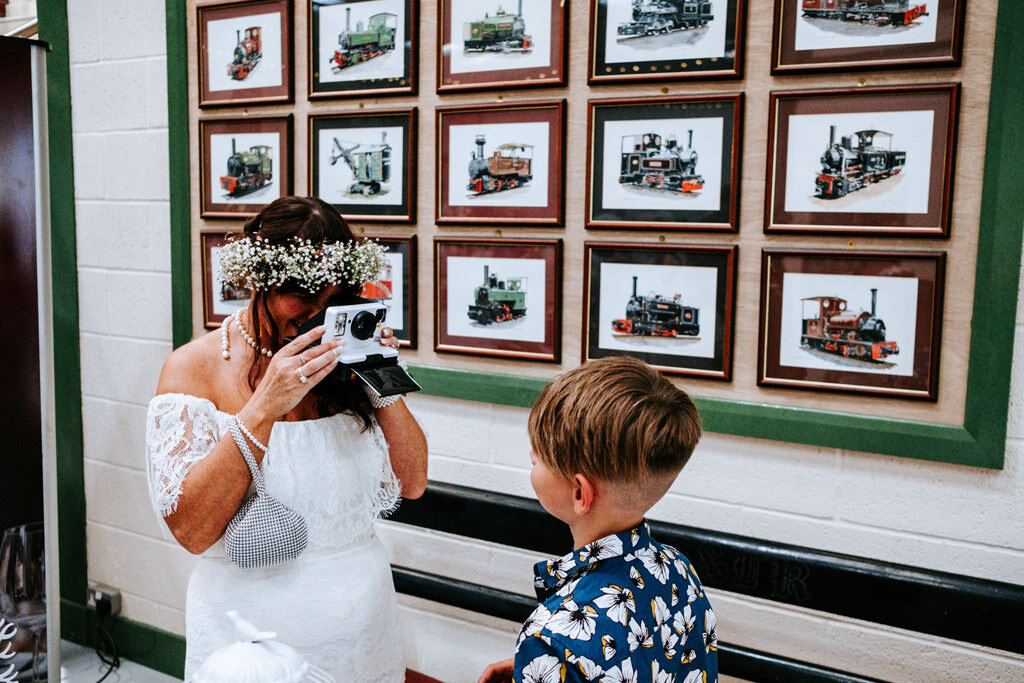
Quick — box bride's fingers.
[279,325,326,355]
[303,351,341,388]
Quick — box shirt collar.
[533,520,652,601]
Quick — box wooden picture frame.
[200,115,293,219]
[771,0,966,74]
[586,93,742,231]
[583,242,736,380]
[361,235,417,347]
[434,237,562,361]
[436,0,567,93]
[588,0,746,84]
[201,231,250,328]
[309,108,417,223]
[765,83,959,236]
[198,0,293,107]
[308,0,417,98]
[436,100,565,226]
[758,249,945,400]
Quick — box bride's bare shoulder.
[156,329,225,398]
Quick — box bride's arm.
[374,399,428,499]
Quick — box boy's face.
[529,450,575,524]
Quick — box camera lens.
[350,311,378,340]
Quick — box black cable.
[94,597,120,683]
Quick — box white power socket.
[86,582,122,617]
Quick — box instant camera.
[295,295,421,399]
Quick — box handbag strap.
[229,417,266,493]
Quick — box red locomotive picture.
[801,288,898,362]
[360,262,393,300]
[228,26,262,80]
[801,0,928,28]
[815,125,905,199]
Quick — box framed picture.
[436,100,565,226]
[309,109,416,223]
[308,0,417,98]
[583,243,736,380]
[434,237,562,361]
[198,0,292,107]
[587,94,742,231]
[201,231,251,328]
[765,84,959,236]
[361,235,417,347]
[758,249,945,400]
[771,0,965,74]
[200,115,293,218]
[436,0,567,93]
[588,0,746,84]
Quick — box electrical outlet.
[86,582,122,617]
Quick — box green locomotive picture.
[332,8,397,71]
[220,138,273,198]
[468,265,527,325]
[330,131,391,196]
[463,0,532,53]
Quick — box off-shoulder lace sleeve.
[146,394,222,517]
[369,417,402,518]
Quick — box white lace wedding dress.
[145,393,405,682]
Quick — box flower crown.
[218,235,387,294]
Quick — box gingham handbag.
[224,418,308,569]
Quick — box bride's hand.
[246,325,342,420]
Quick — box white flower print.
[674,605,696,636]
[629,565,645,590]
[630,527,640,547]
[637,546,672,584]
[681,649,697,664]
[547,599,599,641]
[601,634,617,661]
[674,557,688,579]
[600,659,637,683]
[567,651,605,681]
[686,573,703,604]
[626,617,654,652]
[518,604,552,645]
[547,555,574,580]
[664,630,679,660]
[580,535,624,563]
[521,654,565,683]
[682,671,706,683]
[556,564,594,598]
[703,608,718,654]
[651,660,675,683]
[671,583,679,607]
[594,584,635,626]
[651,596,671,627]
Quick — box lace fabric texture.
[145,393,405,680]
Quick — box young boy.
[479,355,717,683]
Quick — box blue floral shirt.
[513,522,718,683]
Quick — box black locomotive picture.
[227,26,262,81]
[468,265,527,325]
[618,0,714,38]
[815,125,906,199]
[464,0,532,53]
[620,130,704,193]
[801,288,899,362]
[467,135,533,195]
[801,0,928,28]
[612,276,699,338]
[220,138,273,198]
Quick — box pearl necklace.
[221,310,273,360]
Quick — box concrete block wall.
[65,1,1024,681]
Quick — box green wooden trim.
[36,0,88,606]
[167,0,192,348]
[61,599,186,679]
[168,4,1023,468]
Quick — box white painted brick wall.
[65,1,1024,680]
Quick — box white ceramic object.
[192,612,309,683]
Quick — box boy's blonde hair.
[528,355,702,492]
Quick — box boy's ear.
[571,473,597,515]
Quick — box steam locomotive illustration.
[815,125,906,199]
[467,135,533,195]
[801,289,899,362]
[618,0,714,38]
[464,0,532,52]
[468,265,527,325]
[612,276,699,337]
[801,0,928,27]
[332,8,396,71]
[330,131,391,196]
[220,139,273,197]
[227,26,262,80]
[620,130,704,193]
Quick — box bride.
[145,196,427,680]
